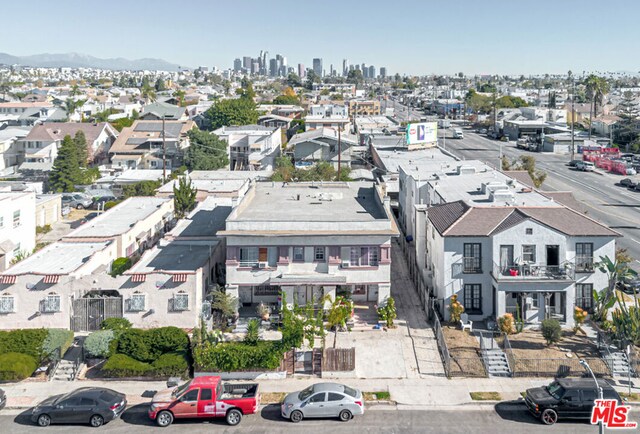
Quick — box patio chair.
[460,313,473,332]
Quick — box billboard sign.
[406,122,437,146]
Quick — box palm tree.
[584,75,610,139]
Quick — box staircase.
[50,336,85,382]
[601,347,633,377]
[477,332,512,377]
[51,360,76,381]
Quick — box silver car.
[281,383,364,423]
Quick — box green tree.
[122,180,161,198]
[272,94,300,105]
[304,70,321,90]
[584,75,610,138]
[48,135,81,192]
[204,98,259,130]
[73,130,88,167]
[286,73,302,88]
[238,77,255,101]
[593,252,638,321]
[154,78,167,91]
[185,129,229,170]
[346,69,364,87]
[173,176,197,219]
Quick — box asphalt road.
[381,98,424,123]
[5,403,635,433]
[441,129,640,270]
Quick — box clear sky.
[1,0,638,76]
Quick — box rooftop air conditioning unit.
[341,261,350,268]
[258,262,268,269]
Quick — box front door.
[525,294,539,322]
[174,388,198,417]
[197,388,215,418]
[52,397,80,423]
[499,245,514,273]
[557,389,582,418]
[294,286,307,305]
[304,392,327,418]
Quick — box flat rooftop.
[64,197,170,238]
[189,170,273,181]
[130,243,215,273]
[374,146,456,174]
[4,241,111,275]
[169,197,233,237]
[232,182,388,223]
[157,178,247,194]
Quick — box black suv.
[525,378,622,425]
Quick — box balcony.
[574,256,595,273]
[492,261,575,281]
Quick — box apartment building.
[221,182,399,309]
[0,126,30,175]
[0,191,36,271]
[347,100,381,116]
[212,125,281,171]
[289,127,357,169]
[304,104,350,131]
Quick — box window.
[463,284,482,314]
[42,294,61,313]
[12,210,20,228]
[253,285,279,296]
[562,390,580,402]
[239,247,259,266]
[126,243,135,257]
[522,245,536,263]
[0,216,3,228]
[327,393,344,401]
[582,389,598,403]
[575,243,594,272]
[0,295,15,313]
[576,283,593,311]
[181,389,199,402]
[128,293,146,312]
[350,247,379,266]
[526,228,533,235]
[200,388,212,401]
[173,293,189,311]
[293,247,304,262]
[79,398,96,406]
[314,247,325,262]
[463,243,482,273]
[309,393,326,403]
[12,243,20,257]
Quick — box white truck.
[453,128,464,139]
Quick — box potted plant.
[257,302,271,321]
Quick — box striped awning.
[42,275,59,284]
[0,275,16,284]
[131,274,146,283]
[172,274,188,283]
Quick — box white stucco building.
[0,191,36,271]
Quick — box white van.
[453,128,464,139]
[576,161,595,172]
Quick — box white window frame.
[42,294,61,313]
[12,210,20,228]
[173,293,189,311]
[349,246,379,267]
[239,247,259,267]
[314,246,325,262]
[522,245,536,263]
[293,247,305,262]
[0,295,15,313]
[128,293,146,312]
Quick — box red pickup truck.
[148,376,260,427]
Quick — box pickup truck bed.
[219,383,259,400]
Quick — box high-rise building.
[269,58,278,77]
[251,61,260,75]
[297,63,305,78]
[342,59,349,77]
[363,66,369,79]
[369,65,376,80]
[312,58,323,77]
[243,56,252,70]
[380,67,387,79]
[330,64,334,77]
[233,58,242,72]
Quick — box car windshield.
[298,386,314,401]
[546,382,565,400]
[173,380,192,398]
[342,386,358,398]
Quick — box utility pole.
[570,75,575,161]
[337,126,342,180]
[162,115,167,183]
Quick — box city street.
[381,97,424,123]
[3,404,635,433]
[441,130,640,270]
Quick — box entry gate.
[71,296,123,331]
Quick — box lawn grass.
[364,391,391,401]
[261,392,286,404]
[620,392,640,402]
[470,391,502,401]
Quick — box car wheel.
[76,204,84,210]
[290,410,303,423]
[226,409,242,426]
[339,409,352,422]
[37,414,51,427]
[89,414,104,427]
[156,411,173,427]
[541,409,558,425]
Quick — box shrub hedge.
[110,257,132,277]
[115,327,189,363]
[0,352,38,381]
[100,317,132,331]
[83,330,115,359]
[0,329,49,362]
[101,352,189,378]
[152,352,190,377]
[42,329,75,360]
[192,341,285,372]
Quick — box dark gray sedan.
[281,383,364,423]
[31,387,126,427]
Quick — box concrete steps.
[601,349,632,377]
[482,349,511,377]
[51,360,76,381]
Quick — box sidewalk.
[2,375,637,411]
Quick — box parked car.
[61,205,71,217]
[0,388,5,410]
[567,159,582,167]
[576,161,595,172]
[91,195,117,210]
[618,178,637,188]
[61,193,93,210]
[617,275,640,294]
[630,184,640,193]
[148,376,259,427]
[80,212,99,225]
[626,167,637,176]
[31,387,126,427]
[281,383,364,423]
[525,378,622,425]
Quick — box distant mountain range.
[0,52,184,71]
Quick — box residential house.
[221,182,399,310]
[304,104,350,131]
[257,114,293,130]
[592,115,621,137]
[213,125,281,171]
[0,126,30,176]
[62,197,175,259]
[289,127,357,169]
[0,191,36,271]
[156,176,251,202]
[19,122,118,165]
[257,104,304,119]
[139,101,188,121]
[108,120,196,170]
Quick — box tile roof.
[427,200,470,235]
[445,207,513,236]
[24,122,115,144]
[108,120,195,154]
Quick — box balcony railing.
[462,257,482,273]
[574,256,595,273]
[492,261,575,281]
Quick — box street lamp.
[580,359,604,434]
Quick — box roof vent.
[456,165,476,175]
